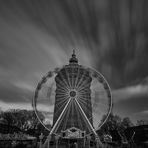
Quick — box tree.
[0,111,16,126]
[0,109,47,133]
[99,113,122,135]
[99,113,134,136]
[121,117,133,129]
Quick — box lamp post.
[55,135,60,148]
[96,136,103,148]
[39,133,44,148]
[47,135,51,148]
[87,135,91,148]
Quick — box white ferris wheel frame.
[32,66,113,136]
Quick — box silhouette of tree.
[0,111,16,126]
[99,113,134,136]
[0,109,46,133]
[121,117,134,129]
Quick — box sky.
[0,0,148,124]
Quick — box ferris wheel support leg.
[42,135,51,148]
[83,137,86,147]
[49,98,71,135]
[75,98,103,147]
[43,99,71,148]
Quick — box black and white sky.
[0,0,148,123]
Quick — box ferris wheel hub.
[69,90,77,98]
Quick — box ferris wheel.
[32,51,112,138]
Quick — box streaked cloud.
[0,0,148,123]
[113,83,148,103]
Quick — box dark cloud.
[114,95,148,115]
[0,0,148,122]
[113,95,148,123]
[0,0,148,88]
[0,80,33,103]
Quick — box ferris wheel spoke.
[56,91,69,96]
[77,96,88,106]
[76,72,86,88]
[73,100,83,129]
[72,76,76,89]
[59,79,70,90]
[75,98,97,135]
[76,103,84,130]
[54,98,70,119]
[78,85,88,92]
[71,99,75,127]
[56,86,69,94]
[69,77,73,89]
[60,99,72,131]
[78,97,91,106]
[79,86,91,92]
[54,103,67,116]
[59,80,70,91]
[78,91,90,97]
[65,69,72,89]
[62,108,70,131]
[76,98,90,114]
[55,96,70,107]
[78,92,90,97]
[56,93,69,99]
[76,77,86,90]
[75,70,87,89]
[55,99,69,109]
[56,94,70,100]
[66,75,71,89]
[71,70,74,89]
[77,82,91,92]
[78,102,91,115]
[78,100,88,108]
[78,90,90,96]
[59,73,71,88]
[77,76,91,90]
[77,76,90,90]
[74,68,80,88]
[56,82,69,92]
[72,72,77,89]
[73,75,77,89]
[50,97,72,134]
[56,77,70,91]
[78,94,90,99]
[55,100,68,108]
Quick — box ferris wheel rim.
[32,65,113,134]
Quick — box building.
[124,125,148,146]
[53,50,93,135]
